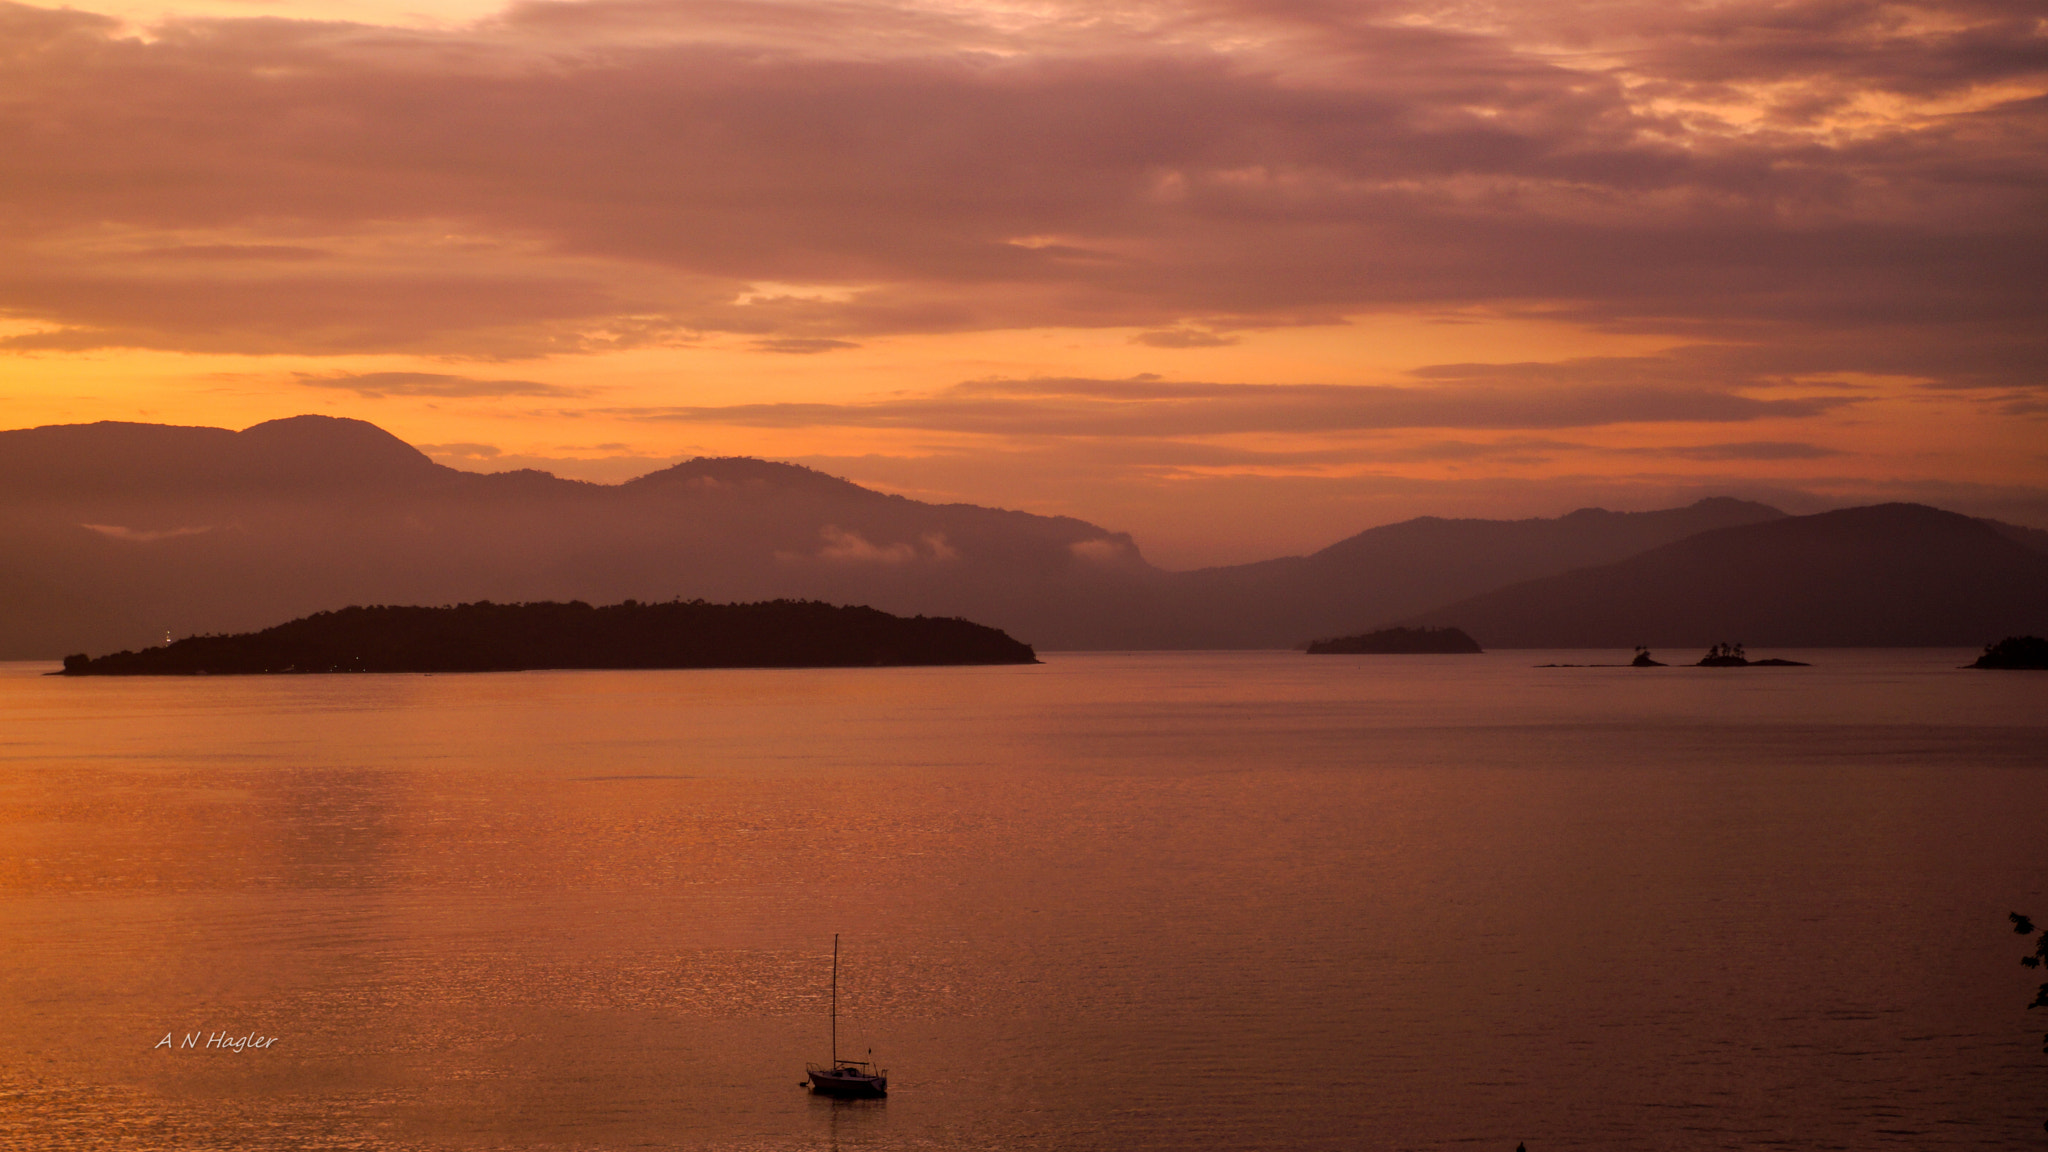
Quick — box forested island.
[1696,643,1808,666]
[1307,626,1483,654]
[57,599,1038,675]
[1969,635,2048,669]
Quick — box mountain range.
[2,415,2043,657]
[1404,502,2048,648]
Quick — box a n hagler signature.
[153,1030,279,1053]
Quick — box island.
[1307,626,1483,654]
[1969,635,2048,669]
[56,599,1039,675]
[1696,643,1808,667]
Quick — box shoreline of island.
[56,599,1039,676]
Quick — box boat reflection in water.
[805,934,888,1098]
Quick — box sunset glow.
[3,0,2043,565]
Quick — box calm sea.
[1,650,2043,1150]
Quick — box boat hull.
[807,1069,887,1098]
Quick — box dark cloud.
[0,0,2037,370]
[1322,438,1840,465]
[606,374,1857,435]
[296,372,588,398]
[751,337,862,354]
[0,271,654,357]
[1597,0,2048,107]
[133,244,331,262]
[1986,394,2048,417]
[1133,329,1241,348]
[1619,441,1846,462]
[80,522,215,542]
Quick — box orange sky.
[2,0,2043,566]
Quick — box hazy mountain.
[1140,497,1787,647]
[3,416,2034,657]
[0,416,1147,657]
[1985,518,2048,556]
[1402,503,2048,648]
[0,416,449,494]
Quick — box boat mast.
[831,933,839,1066]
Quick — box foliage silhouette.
[58,599,1038,675]
[1306,626,1482,654]
[1696,642,1807,666]
[1972,636,2048,669]
[2009,912,2048,1135]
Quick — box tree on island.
[1698,642,1749,666]
[2010,912,2048,1135]
[1972,636,2048,670]
[57,599,1039,675]
[1305,625,1483,655]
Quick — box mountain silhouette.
[1143,497,1786,647]
[3,416,2040,655]
[0,415,450,494]
[1401,503,2048,647]
[0,416,1142,656]
[1306,626,1483,654]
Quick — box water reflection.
[0,653,2043,1150]
[812,1093,889,1152]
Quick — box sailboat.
[805,934,888,1098]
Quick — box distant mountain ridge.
[1404,503,2048,647]
[1142,496,1787,647]
[0,416,454,494]
[2,415,2042,655]
[0,416,1144,656]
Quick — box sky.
[1,0,2043,567]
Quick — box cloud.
[1629,441,1846,462]
[413,442,693,481]
[751,337,862,354]
[1069,537,1141,564]
[605,373,1857,436]
[1133,329,1240,348]
[789,525,957,565]
[505,448,695,479]
[296,372,587,398]
[0,270,654,357]
[81,523,214,542]
[133,245,331,262]
[791,434,1847,476]
[416,442,502,460]
[0,0,2036,372]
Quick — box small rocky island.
[58,599,1039,675]
[1969,635,2048,669]
[1540,644,1805,670]
[1307,626,1483,654]
[1696,642,1808,667]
